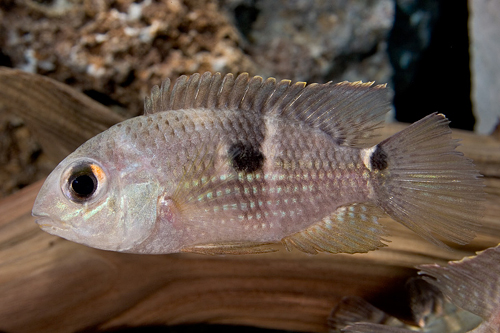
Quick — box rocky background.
[0,0,496,197]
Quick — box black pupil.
[71,174,96,197]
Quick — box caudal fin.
[419,245,500,332]
[371,113,484,248]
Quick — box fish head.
[32,132,159,252]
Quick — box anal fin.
[181,242,277,255]
[282,203,388,254]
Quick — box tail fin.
[419,245,500,331]
[371,113,484,247]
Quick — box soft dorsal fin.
[144,72,390,146]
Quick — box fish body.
[32,72,484,254]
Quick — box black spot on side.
[370,145,388,171]
[228,141,264,173]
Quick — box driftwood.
[0,67,124,163]
[0,68,499,333]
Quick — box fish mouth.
[32,213,69,232]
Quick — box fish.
[32,72,484,254]
[330,244,500,333]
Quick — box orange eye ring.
[90,164,105,184]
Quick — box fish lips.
[32,211,70,233]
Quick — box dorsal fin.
[144,72,390,146]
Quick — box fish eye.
[61,160,107,203]
[69,172,97,199]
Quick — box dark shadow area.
[0,51,12,68]
[233,1,260,41]
[83,89,124,108]
[389,0,474,130]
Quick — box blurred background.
[0,0,498,195]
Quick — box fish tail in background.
[370,113,485,248]
[419,245,500,332]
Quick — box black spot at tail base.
[228,141,264,173]
[370,146,388,171]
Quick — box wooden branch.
[0,67,124,162]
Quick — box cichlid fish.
[32,72,484,254]
[332,245,500,333]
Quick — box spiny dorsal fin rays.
[228,73,249,110]
[144,72,390,147]
[144,77,170,114]
[159,76,171,110]
[193,71,212,108]
[262,78,294,113]
[240,75,264,110]
[216,73,234,109]
[251,76,278,112]
[206,72,223,109]
[144,84,160,115]
[183,73,202,109]
[170,74,190,110]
